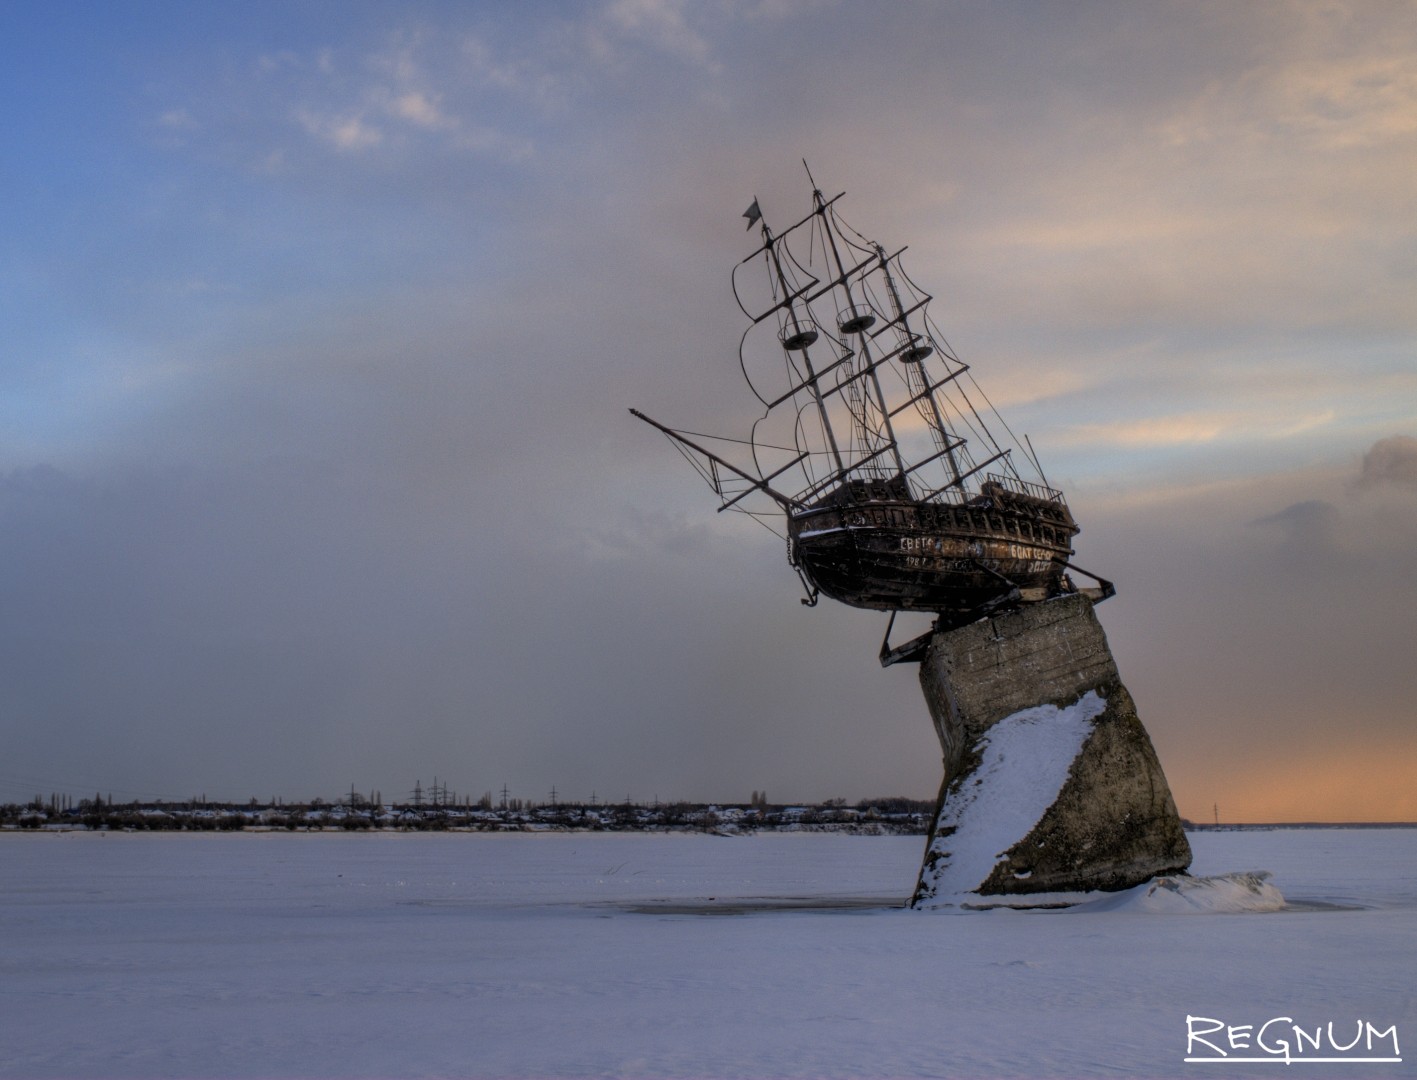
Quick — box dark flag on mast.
[742,198,761,230]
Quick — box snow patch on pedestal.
[920,690,1107,901]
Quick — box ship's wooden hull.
[788,496,1077,614]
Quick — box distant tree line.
[0,794,936,834]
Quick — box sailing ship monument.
[632,171,1112,665]
[633,173,1195,898]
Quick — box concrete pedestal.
[911,593,1191,907]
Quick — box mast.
[759,218,847,477]
[876,244,965,489]
[812,189,906,478]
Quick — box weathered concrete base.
[912,593,1191,907]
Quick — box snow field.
[1,830,1413,1079]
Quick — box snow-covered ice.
[2,829,1413,1078]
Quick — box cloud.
[1156,47,1417,153]
[1358,434,1417,489]
[1062,408,1338,451]
[389,90,450,130]
[295,107,383,151]
[918,5,1417,345]
[1072,413,1231,449]
[1252,498,1343,557]
[458,31,567,111]
[1148,1,1417,155]
[277,33,536,160]
[158,108,198,131]
[602,0,717,70]
[1250,436,1417,561]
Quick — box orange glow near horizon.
[1170,739,1417,824]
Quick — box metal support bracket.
[1060,560,1116,604]
[878,611,937,667]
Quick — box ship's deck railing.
[920,486,974,507]
[777,468,1067,509]
[984,473,1066,504]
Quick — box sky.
[1,0,1414,821]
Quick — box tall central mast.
[877,244,963,488]
[760,219,846,477]
[813,190,905,478]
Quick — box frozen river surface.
[2,829,1413,1078]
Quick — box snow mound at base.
[1085,871,1286,914]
